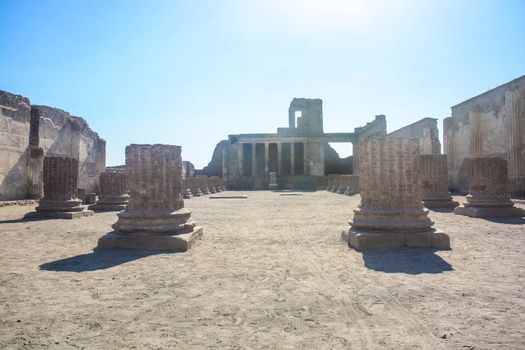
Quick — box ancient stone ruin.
[454,157,525,218]
[0,90,105,201]
[342,138,450,250]
[88,170,129,211]
[190,177,203,197]
[97,144,203,251]
[25,157,93,219]
[420,154,458,209]
[444,75,525,197]
[197,175,210,195]
[182,179,193,199]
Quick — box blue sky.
[1,0,524,167]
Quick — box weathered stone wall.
[388,118,441,154]
[200,140,228,177]
[0,91,32,200]
[444,75,525,196]
[33,105,106,193]
[0,90,106,200]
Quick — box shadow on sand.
[480,217,525,225]
[361,248,453,275]
[40,249,175,272]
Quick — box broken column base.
[268,183,278,190]
[96,226,203,251]
[454,205,525,218]
[423,199,459,209]
[342,228,450,250]
[25,209,94,219]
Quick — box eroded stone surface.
[454,157,525,218]
[97,144,203,251]
[25,157,93,219]
[420,154,458,209]
[89,170,129,211]
[344,138,449,250]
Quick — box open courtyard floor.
[0,191,524,349]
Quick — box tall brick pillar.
[89,170,129,211]
[26,157,93,219]
[420,154,458,209]
[97,144,203,251]
[342,138,449,249]
[454,157,525,218]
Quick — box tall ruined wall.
[200,140,228,177]
[387,118,441,154]
[32,105,106,193]
[0,90,106,200]
[0,91,32,200]
[444,75,525,196]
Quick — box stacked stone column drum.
[342,138,450,250]
[25,157,93,219]
[182,179,193,199]
[454,157,525,218]
[326,174,335,191]
[190,177,203,196]
[197,175,210,195]
[420,154,458,209]
[97,144,203,251]
[89,171,129,211]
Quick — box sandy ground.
[0,191,524,350]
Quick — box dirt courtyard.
[0,191,524,349]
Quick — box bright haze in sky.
[1,0,524,167]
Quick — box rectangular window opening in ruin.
[295,111,302,128]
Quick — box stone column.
[182,179,193,199]
[26,157,93,219]
[420,154,458,209]
[97,144,203,251]
[237,143,244,177]
[264,142,269,175]
[252,143,257,177]
[331,174,339,192]
[89,170,130,211]
[198,175,210,195]
[454,157,525,218]
[342,138,449,250]
[190,177,203,196]
[277,142,282,175]
[326,174,334,191]
[290,143,295,176]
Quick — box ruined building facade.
[204,98,387,189]
[444,75,525,196]
[0,90,105,200]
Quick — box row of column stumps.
[25,157,94,219]
[326,174,360,196]
[342,137,450,250]
[183,176,227,199]
[96,144,203,251]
